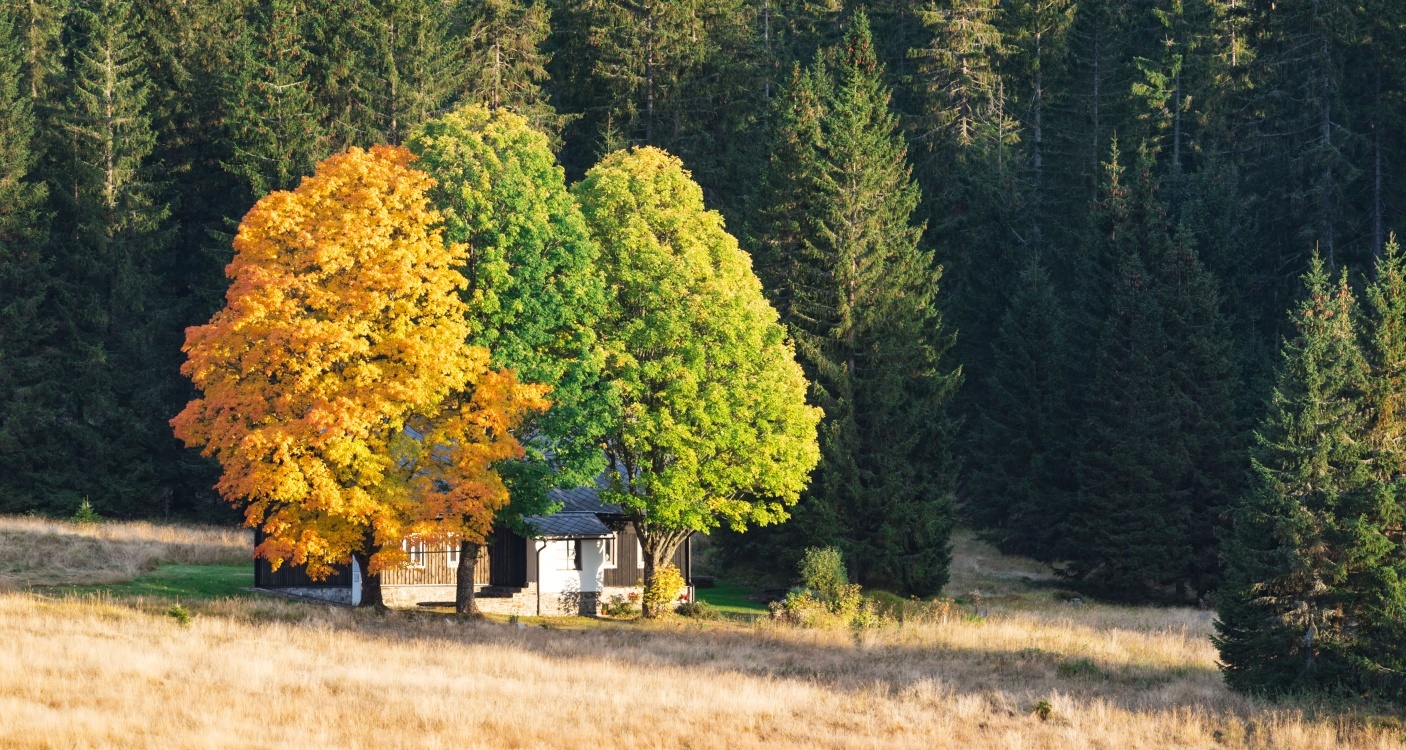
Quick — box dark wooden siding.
[603,526,690,587]
[489,532,527,586]
[253,530,351,588]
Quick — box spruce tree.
[26,0,171,515]
[1215,257,1384,697]
[452,0,563,137]
[1355,237,1406,701]
[967,256,1075,558]
[346,0,458,145]
[752,13,962,595]
[1065,149,1242,600]
[223,0,331,198]
[0,0,53,510]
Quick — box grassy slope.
[3,516,1404,749]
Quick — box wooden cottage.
[254,480,693,616]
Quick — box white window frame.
[560,539,581,571]
[602,535,617,569]
[402,539,426,568]
[637,539,645,569]
[446,540,460,568]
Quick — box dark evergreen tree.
[452,0,563,137]
[345,0,458,145]
[966,256,1075,558]
[1215,257,1388,697]
[1064,149,1242,600]
[749,13,962,595]
[0,0,54,511]
[18,0,174,516]
[224,0,331,198]
[1354,236,1406,701]
[546,0,763,212]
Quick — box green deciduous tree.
[573,145,821,618]
[407,105,609,615]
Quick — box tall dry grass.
[1,522,1402,748]
[0,515,250,588]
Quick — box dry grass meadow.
[2,518,1403,749]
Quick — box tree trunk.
[351,549,385,611]
[455,540,481,617]
[637,528,686,619]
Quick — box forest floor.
[2,516,1404,749]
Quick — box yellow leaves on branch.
[172,145,548,578]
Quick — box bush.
[600,592,639,618]
[675,601,721,620]
[643,564,686,612]
[770,547,887,629]
[798,547,849,601]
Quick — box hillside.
[1,517,1401,749]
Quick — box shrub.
[675,601,721,620]
[643,564,686,612]
[600,594,639,618]
[72,499,101,524]
[1032,699,1053,721]
[770,589,831,627]
[798,547,849,601]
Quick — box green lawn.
[50,564,254,600]
[696,583,770,617]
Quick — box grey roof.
[524,511,613,539]
[548,479,623,514]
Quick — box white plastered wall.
[534,538,611,595]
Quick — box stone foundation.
[380,584,598,617]
[268,586,353,605]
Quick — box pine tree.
[1355,237,1406,701]
[967,256,1075,558]
[1215,257,1382,696]
[547,0,762,209]
[748,62,826,324]
[223,0,331,198]
[753,13,962,595]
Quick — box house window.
[637,539,645,568]
[403,539,426,568]
[446,540,460,568]
[561,539,582,571]
[603,535,617,569]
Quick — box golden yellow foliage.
[173,145,547,579]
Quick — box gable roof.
[522,475,625,539]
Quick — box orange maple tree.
[172,145,548,591]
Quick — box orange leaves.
[172,145,548,578]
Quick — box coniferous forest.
[2,0,1405,702]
